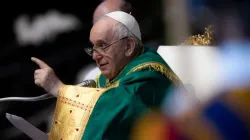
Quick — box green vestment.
[82,46,181,140]
[48,45,181,140]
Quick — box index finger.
[31,57,49,69]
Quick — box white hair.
[113,22,143,49]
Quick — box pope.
[31,11,181,140]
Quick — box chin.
[101,70,111,79]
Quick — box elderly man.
[32,11,181,140]
[78,0,133,81]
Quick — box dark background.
[0,0,166,139]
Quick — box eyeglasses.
[85,37,128,56]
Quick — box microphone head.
[78,80,96,88]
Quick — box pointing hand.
[31,57,64,97]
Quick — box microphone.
[0,80,96,102]
[77,79,96,88]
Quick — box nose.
[92,50,102,61]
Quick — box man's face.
[89,18,128,79]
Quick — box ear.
[125,38,136,56]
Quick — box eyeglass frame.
[85,36,129,56]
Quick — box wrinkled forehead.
[90,17,118,43]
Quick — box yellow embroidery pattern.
[126,62,181,85]
[49,86,105,140]
[48,82,120,140]
[106,80,120,90]
[96,62,181,87]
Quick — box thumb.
[31,57,49,69]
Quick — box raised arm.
[31,57,64,97]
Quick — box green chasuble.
[48,46,181,140]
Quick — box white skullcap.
[105,11,141,40]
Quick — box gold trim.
[99,61,181,87]
[106,80,120,90]
[126,62,181,85]
[94,74,101,88]
[48,62,178,139]
[48,86,105,140]
[48,82,120,140]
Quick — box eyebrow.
[89,39,107,46]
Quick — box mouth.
[99,63,108,69]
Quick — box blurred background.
[1,0,250,139]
